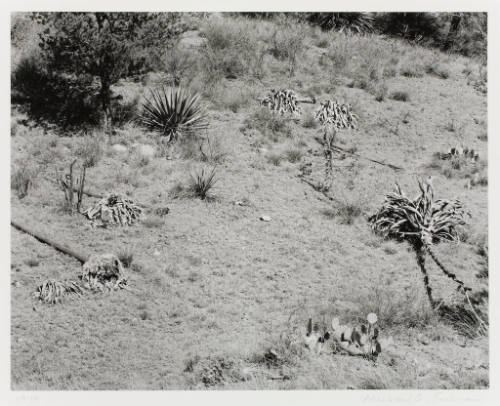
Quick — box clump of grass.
[114,169,141,188]
[75,135,103,168]
[285,148,303,163]
[131,151,151,168]
[267,153,282,166]
[315,37,329,48]
[189,166,217,200]
[143,216,163,228]
[241,107,293,141]
[117,249,134,268]
[139,310,152,321]
[321,202,363,225]
[25,258,40,267]
[11,162,38,199]
[169,181,187,199]
[400,62,425,78]
[426,62,450,79]
[390,90,410,102]
[301,111,318,129]
[199,134,227,164]
[373,81,388,102]
[445,118,458,132]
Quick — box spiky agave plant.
[138,87,208,144]
[369,178,472,309]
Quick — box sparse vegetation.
[11,11,488,390]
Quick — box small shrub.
[75,136,103,168]
[199,18,267,85]
[241,107,293,141]
[163,45,192,86]
[110,95,140,127]
[269,18,306,76]
[390,90,410,102]
[11,163,38,199]
[189,166,217,200]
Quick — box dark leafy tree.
[33,12,182,129]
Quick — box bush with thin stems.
[369,179,486,330]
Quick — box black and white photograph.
[4,0,498,399]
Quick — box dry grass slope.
[11,13,488,390]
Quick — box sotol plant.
[369,179,484,327]
[139,87,208,144]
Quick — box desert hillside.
[10,13,488,389]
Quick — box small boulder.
[136,144,156,158]
[111,144,128,154]
[260,215,271,222]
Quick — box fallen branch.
[331,144,403,171]
[11,219,88,263]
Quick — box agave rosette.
[369,179,466,246]
[139,86,208,143]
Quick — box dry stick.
[11,219,89,264]
[330,144,403,171]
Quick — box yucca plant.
[189,166,217,200]
[369,178,482,319]
[138,87,208,144]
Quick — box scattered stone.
[111,144,128,154]
[260,215,271,222]
[153,250,161,257]
[417,333,430,345]
[137,144,156,158]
